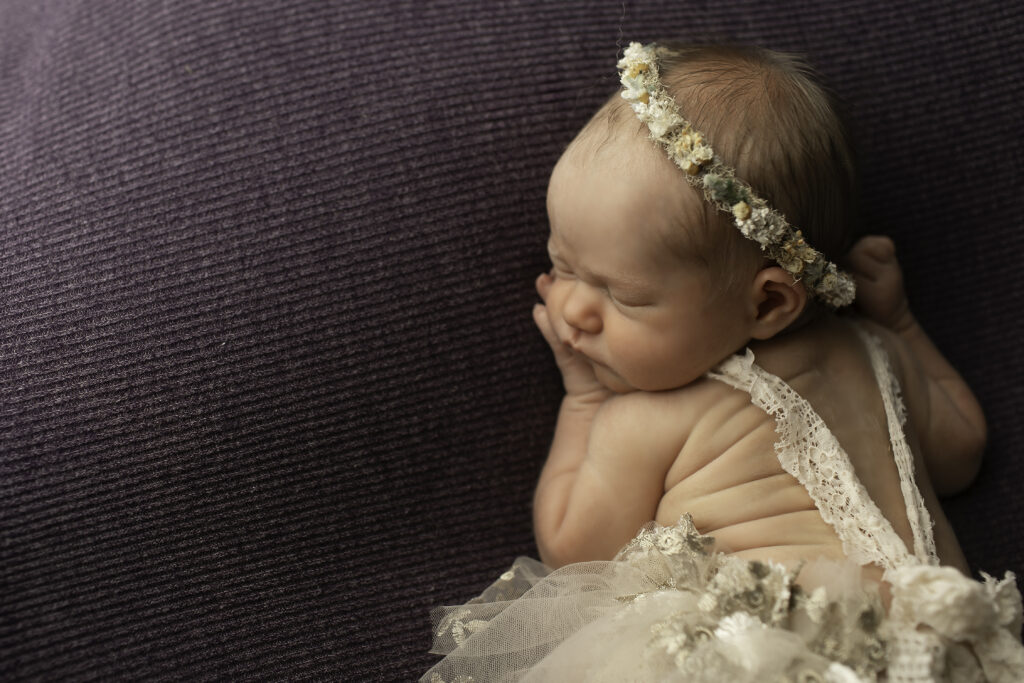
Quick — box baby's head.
[654,43,857,274]
[543,42,859,392]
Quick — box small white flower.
[824,662,865,683]
[735,207,777,246]
[983,571,1023,632]
[714,611,764,640]
[655,529,685,555]
[888,564,997,640]
[619,77,646,103]
[650,621,689,656]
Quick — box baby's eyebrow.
[580,263,652,292]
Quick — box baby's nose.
[561,283,602,334]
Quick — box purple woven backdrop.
[1,1,1020,679]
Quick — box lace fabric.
[852,327,937,566]
[705,328,937,570]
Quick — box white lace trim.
[852,326,938,565]
[706,328,937,571]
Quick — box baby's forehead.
[563,97,647,161]
[555,108,662,187]
[549,121,708,258]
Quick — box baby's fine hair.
[584,42,861,287]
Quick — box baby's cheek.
[606,322,654,364]
[628,336,677,376]
[609,320,656,353]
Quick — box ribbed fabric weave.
[1,1,1020,679]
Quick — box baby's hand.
[533,273,611,402]
[845,236,913,332]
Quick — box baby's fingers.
[532,303,563,352]
[535,272,553,302]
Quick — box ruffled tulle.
[423,516,1023,683]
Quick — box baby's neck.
[742,312,849,374]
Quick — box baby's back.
[649,316,966,582]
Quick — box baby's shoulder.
[844,317,917,396]
[850,317,931,423]
[600,376,737,418]
[594,378,744,448]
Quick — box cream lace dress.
[424,329,1024,683]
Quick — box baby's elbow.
[534,521,560,567]
[535,525,590,569]
[536,542,567,569]
[534,504,568,568]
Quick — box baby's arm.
[531,275,671,567]
[846,236,986,495]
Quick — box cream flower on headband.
[617,42,856,308]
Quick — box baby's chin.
[590,363,636,394]
[592,363,672,394]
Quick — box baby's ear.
[748,266,808,339]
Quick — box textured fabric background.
[1,1,1020,679]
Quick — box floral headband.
[618,42,856,308]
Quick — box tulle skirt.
[423,516,1024,683]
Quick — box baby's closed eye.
[546,252,571,277]
[609,293,650,308]
[607,285,654,308]
[552,264,575,279]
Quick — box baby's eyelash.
[608,290,650,308]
